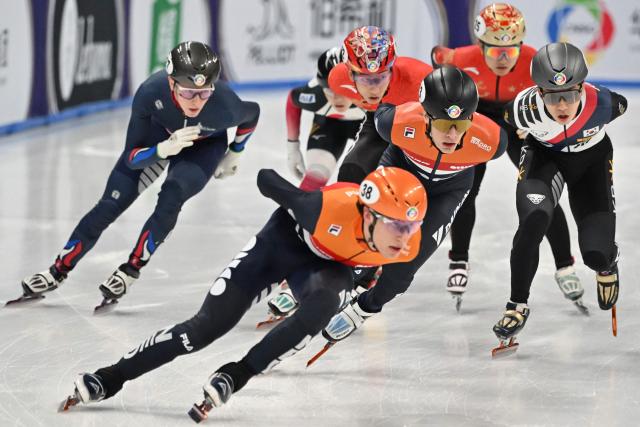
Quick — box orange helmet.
[474,3,525,46]
[359,167,427,222]
[343,26,397,74]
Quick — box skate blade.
[449,293,463,312]
[4,294,45,307]
[94,298,118,314]
[612,305,617,337]
[306,342,334,368]
[58,394,80,412]
[188,400,213,423]
[491,338,519,358]
[573,299,589,316]
[255,315,285,329]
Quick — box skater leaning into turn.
[432,3,583,310]
[264,47,366,323]
[492,42,626,355]
[309,66,508,364]
[61,166,427,421]
[13,41,260,310]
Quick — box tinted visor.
[352,70,392,87]
[176,84,215,100]
[371,210,422,235]
[540,87,582,105]
[430,118,473,133]
[483,44,520,60]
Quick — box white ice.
[0,89,638,427]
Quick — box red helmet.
[342,26,396,74]
[359,167,427,222]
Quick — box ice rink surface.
[0,89,638,426]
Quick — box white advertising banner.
[218,0,447,83]
[474,0,640,83]
[0,3,34,126]
[129,0,211,90]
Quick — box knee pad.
[578,212,616,271]
[582,250,609,272]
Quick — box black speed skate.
[189,372,234,423]
[59,373,106,411]
[491,301,530,358]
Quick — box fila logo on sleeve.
[403,126,415,138]
[328,224,342,236]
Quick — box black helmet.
[420,65,479,120]
[166,41,221,88]
[316,47,343,88]
[531,42,588,90]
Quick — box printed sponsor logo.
[526,194,546,204]
[299,93,316,103]
[553,72,567,86]
[447,105,461,118]
[547,1,614,65]
[406,206,419,220]
[403,126,415,138]
[180,333,193,351]
[328,224,342,236]
[431,190,470,245]
[47,0,124,112]
[470,136,490,152]
[124,326,173,359]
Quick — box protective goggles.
[352,70,392,86]
[540,86,582,105]
[430,118,473,133]
[371,210,422,235]
[482,44,520,60]
[176,84,215,100]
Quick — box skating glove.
[214,150,242,179]
[157,125,201,159]
[322,297,374,343]
[286,140,305,179]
